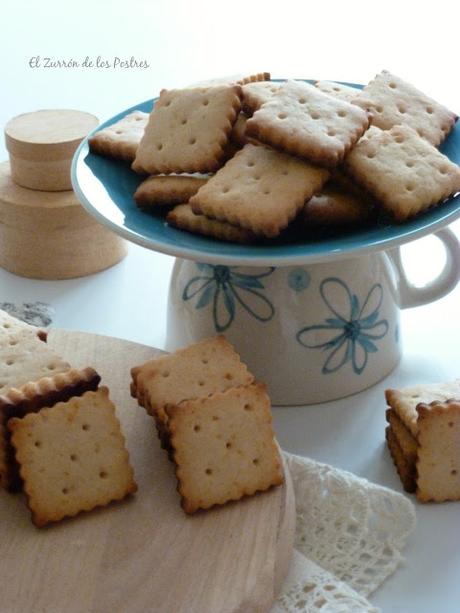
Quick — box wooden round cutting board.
[0,330,295,613]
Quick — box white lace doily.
[274,453,416,612]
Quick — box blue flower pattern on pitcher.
[182,264,275,333]
[296,277,389,375]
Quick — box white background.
[1,1,460,611]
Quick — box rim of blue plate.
[71,79,460,267]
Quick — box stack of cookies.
[89,70,460,242]
[385,379,460,502]
[131,335,284,513]
[0,310,136,527]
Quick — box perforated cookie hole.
[6,359,14,366]
[82,424,90,431]
[115,130,123,135]
[394,135,405,144]
[310,112,320,120]
[278,112,287,119]
[253,174,261,181]
[194,424,201,432]
[162,371,170,378]
[70,454,77,461]
[189,137,197,145]
[327,129,336,137]
[47,363,56,370]
[406,184,415,192]
[2,323,11,329]
[333,87,340,92]
[247,160,255,167]
[225,373,233,380]
[426,106,433,114]
[9,339,18,346]
[157,144,163,151]
[376,105,384,113]
[212,415,219,421]
[398,106,406,114]
[226,442,232,449]
[367,152,376,159]
[451,469,457,475]
[202,99,209,106]
[135,116,143,121]
[205,468,213,475]
[337,110,347,117]
[34,440,42,448]
[298,97,306,104]
[181,118,187,125]
[253,458,259,466]
[62,487,69,494]
[417,129,424,138]
[389,82,397,89]
[438,166,448,175]
[406,160,415,168]
[244,403,252,411]
[99,471,108,479]
[198,380,205,387]
[222,186,230,193]
[201,358,208,364]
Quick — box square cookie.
[355,70,457,146]
[416,400,460,502]
[315,80,364,104]
[133,86,242,174]
[0,308,46,342]
[131,335,254,437]
[190,143,330,237]
[89,111,149,162]
[8,387,137,527]
[134,175,209,208]
[385,379,460,437]
[246,80,370,167]
[166,204,257,244]
[166,382,283,513]
[0,367,101,491]
[0,331,70,397]
[301,181,373,227]
[345,126,460,221]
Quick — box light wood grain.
[0,329,295,613]
[5,109,98,191]
[0,162,127,279]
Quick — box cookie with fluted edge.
[190,72,270,87]
[416,399,460,502]
[133,85,242,174]
[131,336,254,449]
[246,80,370,168]
[345,126,460,221]
[0,308,47,342]
[0,332,70,398]
[241,81,281,114]
[190,143,330,237]
[354,70,457,146]
[302,182,373,226]
[0,367,101,491]
[166,382,283,513]
[8,387,136,527]
[167,204,257,243]
[385,379,460,437]
[134,175,209,208]
[315,80,365,104]
[89,111,149,163]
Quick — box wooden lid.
[4,109,98,161]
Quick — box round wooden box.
[4,110,98,191]
[0,162,127,279]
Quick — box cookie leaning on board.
[0,309,137,526]
[87,69,460,242]
[131,335,284,513]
